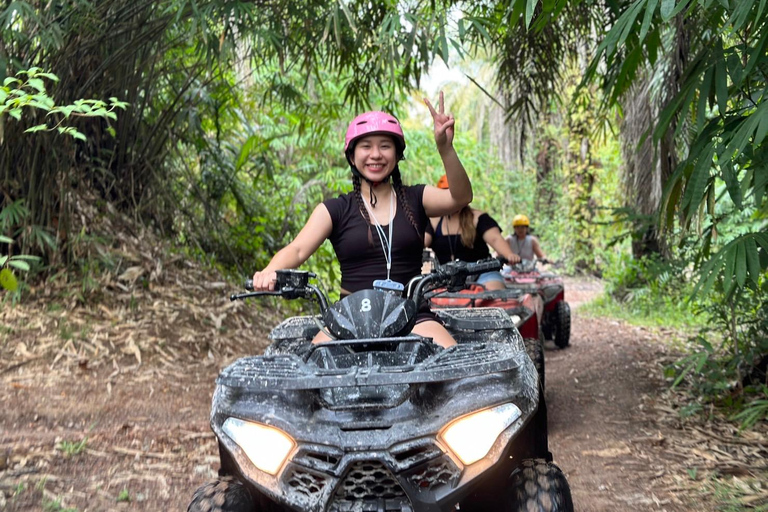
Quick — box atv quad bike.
[188,259,573,512]
[503,260,571,348]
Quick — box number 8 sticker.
[360,298,372,312]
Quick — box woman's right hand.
[251,269,278,291]
[424,91,455,151]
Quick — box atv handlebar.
[411,257,504,303]
[231,258,503,314]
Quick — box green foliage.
[0,67,127,141]
[731,388,768,430]
[116,489,131,503]
[0,232,42,295]
[42,499,79,512]
[698,472,768,512]
[584,0,768,298]
[583,252,705,329]
[57,437,88,457]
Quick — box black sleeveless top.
[428,213,501,264]
[323,185,428,293]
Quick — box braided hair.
[390,168,421,236]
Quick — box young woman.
[425,176,521,290]
[251,92,471,347]
[506,214,547,262]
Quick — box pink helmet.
[344,111,406,154]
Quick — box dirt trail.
[0,277,712,511]
[545,278,708,511]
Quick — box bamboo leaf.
[754,163,768,206]
[735,241,747,288]
[0,235,12,244]
[660,0,675,19]
[725,111,761,160]
[339,0,357,33]
[715,48,728,115]
[10,255,41,261]
[697,66,713,131]
[8,260,30,272]
[525,0,538,28]
[729,0,755,31]
[745,238,760,285]
[723,245,736,294]
[640,0,660,41]
[618,2,645,50]
[758,0,768,21]
[720,160,743,209]
[682,147,713,214]
[662,165,686,229]
[753,102,768,146]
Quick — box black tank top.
[323,185,428,293]
[429,212,501,264]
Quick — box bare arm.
[483,227,521,263]
[252,204,333,290]
[422,92,472,217]
[531,237,547,260]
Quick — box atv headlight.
[222,417,295,475]
[439,403,522,466]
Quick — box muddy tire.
[509,459,574,512]
[524,337,545,389]
[541,311,555,340]
[553,301,571,348]
[188,477,256,512]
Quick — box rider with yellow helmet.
[506,214,547,262]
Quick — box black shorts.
[414,301,442,326]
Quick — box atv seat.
[435,307,516,331]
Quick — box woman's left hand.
[424,91,455,151]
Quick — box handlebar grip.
[245,279,254,291]
[466,258,503,275]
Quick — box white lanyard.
[363,189,395,280]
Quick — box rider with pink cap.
[252,92,472,347]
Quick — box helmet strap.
[350,165,393,208]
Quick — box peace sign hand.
[424,91,455,151]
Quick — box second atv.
[503,259,571,348]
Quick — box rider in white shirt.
[505,214,547,262]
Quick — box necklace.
[363,189,396,280]
[442,215,458,261]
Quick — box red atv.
[502,260,571,349]
[426,278,546,388]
